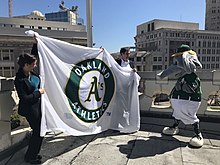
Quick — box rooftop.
[1,116,220,165]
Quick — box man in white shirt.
[116,47,136,71]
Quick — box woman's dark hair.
[17,53,37,68]
[120,47,130,55]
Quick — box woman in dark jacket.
[14,53,44,164]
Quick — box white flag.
[27,31,140,136]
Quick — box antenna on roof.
[8,0,12,17]
[59,0,68,11]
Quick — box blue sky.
[0,0,205,53]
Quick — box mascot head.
[158,44,202,79]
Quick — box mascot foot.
[162,127,179,135]
[189,133,203,148]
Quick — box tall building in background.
[0,7,86,78]
[205,0,220,31]
[45,0,84,25]
[134,19,220,72]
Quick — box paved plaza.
[1,117,220,165]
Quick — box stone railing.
[138,70,220,118]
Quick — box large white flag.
[26,31,140,136]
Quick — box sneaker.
[25,158,42,164]
[37,155,42,160]
[162,127,179,135]
[189,133,204,148]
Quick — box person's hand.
[39,88,45,94]
[133,68,137,72]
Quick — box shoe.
[25,157,42,164]
[189,133,204,148]
[162,127,179,135]
[37,155,42,160]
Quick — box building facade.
[134,19,220,72]
[205,0,220,31]
[45,10,84,25]
[0,10,87,77]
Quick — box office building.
[205,0,220,31]
[0,10,87,77]
[134,19,220,72]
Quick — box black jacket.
[14,68,41,116]
[116,59,135,69]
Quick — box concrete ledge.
[140,110,220,123]
[0,121,11,152]
[0,126,31,161]
[11,127,31,146]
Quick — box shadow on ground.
[117,134,188,159]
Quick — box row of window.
[200,56,220,62]
[202,63,220,69]
[198,49,220,55]
[0,23,69,31]
[0,50,13,61]
[0,66,15,77]
[134,54,220,65]
[20,25,68,31]
[151,63,220,71]
[138,31,220,41]
[198,41,220,48]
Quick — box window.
[3,54,10,60]
[136,57,141,61]
[153,57,157,62]
[152,65,162,71]
[207,57,211,61]
[0,67,2,76]
[212,41,216,48]
[151,22,154,31]
[207,64,210,69]
[3,67,11,77]
[148,24,150,32]
[212,56,215,61]
[207,49,211,54]
[1,50,11,61]
[212,49,216,54]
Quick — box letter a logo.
[65,59,115,123]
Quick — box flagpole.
[86,0,93,47]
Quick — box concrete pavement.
[1,117,220,165]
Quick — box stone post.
[0,77,16,152]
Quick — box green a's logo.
[65,59,115,123]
